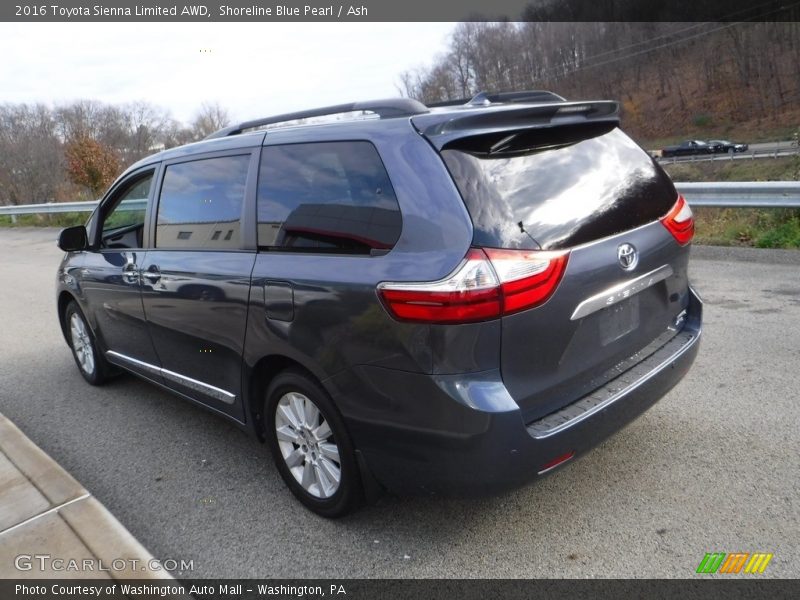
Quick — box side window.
[99,172,153,249]
[155,155,249,250]
[257,141,402,254]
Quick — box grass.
[693,208,800,248]
[0,213,88,228]
[662,156,800,183]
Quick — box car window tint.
[156,155,249,250]
[257,141,401,254]
[102,173,152,237]
[441,126,676,250]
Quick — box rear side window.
[257,141,401,254]
[155,155,249,250]
[441,125,677,250]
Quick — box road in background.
[655,140,797,164]
[0,228,798,578]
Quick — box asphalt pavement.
[0,228,798,578]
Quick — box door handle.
[142,267,161,283]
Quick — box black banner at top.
[3,0,800,22]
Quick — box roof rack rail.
[426,90,566,109]
[204,98,429,140]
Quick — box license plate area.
[599,295,640,345]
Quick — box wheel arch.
[245,354,332,441]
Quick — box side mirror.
[58,226,88,252]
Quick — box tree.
[64,136,120,198]
[191,102,231,139]
[125,101,172,161]
[397,22,800,140]
[0,103,62,205]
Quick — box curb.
[0,413,173,580]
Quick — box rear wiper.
[517,221,541,249]
[489,133,519,155]
[487,139,578,157]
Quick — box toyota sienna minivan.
[56,91,702,516]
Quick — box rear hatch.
[413,103,693,422]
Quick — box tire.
[64,301,113,385]
[264,369,362,517]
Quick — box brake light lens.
[661,194,694,246]
[483,248,569,315]
[378,247,569,324]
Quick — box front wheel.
[65,301,113,385]
[264,370,362,517]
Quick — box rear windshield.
[440,125,676,250]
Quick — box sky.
[0,22,455,124]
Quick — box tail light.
[378,248,569,324]
[661,194,694,246]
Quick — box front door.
[80,168,162,380]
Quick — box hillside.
[401,22,800,147]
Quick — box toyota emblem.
[617,243,638,271]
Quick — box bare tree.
[125,101,172,161]
[191,102,231,139]
[0,104,62,205]
[398,22,800,141]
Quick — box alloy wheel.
[274,392,341,498]
[69,313,95,375]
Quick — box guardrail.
[0,183,799,219]
[675,182,800,208]
[0,200,100,216]
[0,199,145,221]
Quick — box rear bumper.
[344,288,702,495]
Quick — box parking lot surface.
[0,228,797,578]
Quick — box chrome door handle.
[142,268,161,283]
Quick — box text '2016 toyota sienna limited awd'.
[56,91,701,516]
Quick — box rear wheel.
[65,301,113,385]
[264,369,361,517]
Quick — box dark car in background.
[55,90,702,517]
[708,139,749,154]
[661,139,714,157]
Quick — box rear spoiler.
[411,101,619,149]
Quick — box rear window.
[257,141,402,254]
[440,125,676,250]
